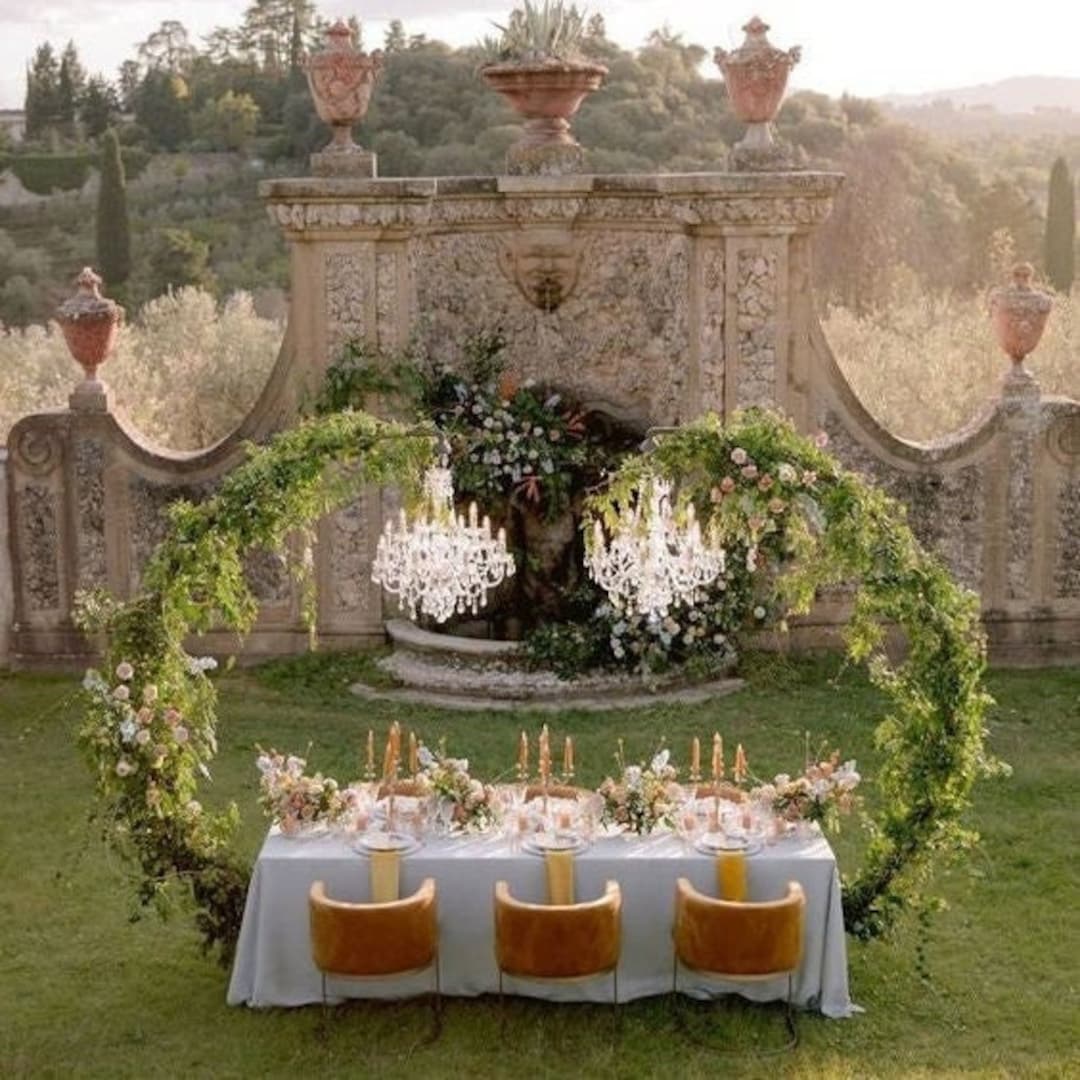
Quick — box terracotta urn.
[304,20,383,155]
[55,267,123,383]
[480,60,607,173]
[989,263,1053,371]
[714,16,801,169]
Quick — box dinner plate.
[351,831,422,856]
[694,832,763,856]
[521,833,588,856]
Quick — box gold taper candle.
[539,724,551,782]
[691,736,701,778]
[734,743,748,784]
[518,730,528,777]
[366,729,374,775]
[711,732,722,781]
[409,731,418,775]
[563,736,574,776]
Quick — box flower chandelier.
[371,463,516,623]
[586,476,725,619]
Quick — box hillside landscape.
[1,6,1077,448]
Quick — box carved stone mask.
[498,229,585,313]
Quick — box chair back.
[694,782,747,803]
[494,880,621,979]
[524,783,586,802]
[674,879,804,977]
[376,780,429,799]
[309,878,437,977]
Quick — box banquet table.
[227,827,856,1017]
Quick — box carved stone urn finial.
[480,61,608,176]
[714,16,801,171]
[989,262,1052,386]
[304,20,384,177]
[56,267,124,411]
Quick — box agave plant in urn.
[714,16,801,171]
[304,20,384,177]
[989,262,1053,395]
[479,0,607,175]
[56,267,124,412]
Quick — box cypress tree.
[96,128,131,287]
[1045,156,1076,294]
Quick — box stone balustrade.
[3,169,1078,668]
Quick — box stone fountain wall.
[4,171,1079,668]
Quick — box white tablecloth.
[227,828,856,1017]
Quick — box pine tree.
[96,128,131,288]
[1045,156,1076,294]
[57,41,86,139]
[24,43,60,141]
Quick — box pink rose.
[768,498,786,515]
[741,464,758,480]
[758,474,774,492]
[135,728,151,746]
[720,476,736,494]
[730,447,748,465]
[814,431,829,449]
[174,726,190,745]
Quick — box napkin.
[370,849,400,903]
[545,849,575,905]
[716,850,747,902]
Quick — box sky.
[2,0,1080,110]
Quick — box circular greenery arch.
[77,407,998,963]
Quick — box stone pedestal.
[69,380,113,413]
[311,150,377,178]
[507,143,585,176]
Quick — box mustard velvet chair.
[309,878,441,1033]
[493,880,622,1015]
[672,878,806,1051]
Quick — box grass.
[1,654,1078,1078]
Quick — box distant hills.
[881,75,1080,115]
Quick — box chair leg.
[318,972,329,1041]
[783,973,799,1051]
[423,955,444,1046]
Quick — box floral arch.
[77,407,999,961]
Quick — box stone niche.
[4,169,1079,668]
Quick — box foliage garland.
[76,410,434,964]
[586,409,1001,937]
[76,405,999,959]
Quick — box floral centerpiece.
[418,745,499,833]
[599,745,680,835]
[751,752,861,832]
[255,748,354,835]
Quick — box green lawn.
[2,654,1078,1078]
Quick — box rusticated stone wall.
[4,171,1079,668]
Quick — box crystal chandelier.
[585,476,725,619]
[371,463,516,623]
